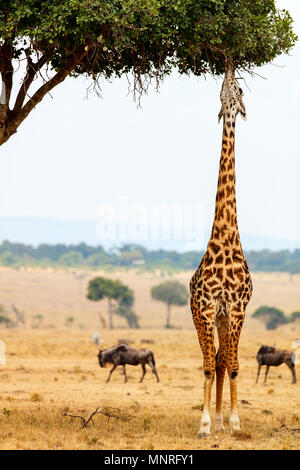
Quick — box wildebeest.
[256,345,297,384]
[97,344,159,383]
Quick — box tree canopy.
[0,1,297,145]
[151,280,189,327]
[87,276,115,303]
[173,0,297,75]
[87,276,138,328]
[151,280,189,305]
[290,311,300,322]
[252,305,288,330]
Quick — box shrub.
[252,306,288,330]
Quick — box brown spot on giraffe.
[205,256,213,266]
[190,60,252,437]
[215,254,223,264]
[210,242,221,254]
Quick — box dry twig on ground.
[63,407,124,428]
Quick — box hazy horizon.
[0,215,299,252]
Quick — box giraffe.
[190,60,253,437]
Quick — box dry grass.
[0,326,299,450]
[0,267,299,450]
[0,267,299,329]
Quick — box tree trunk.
[166,302,171,328]
[108,299,114,330]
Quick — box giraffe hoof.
[230,413,241,433]
[230,424,241,434]
[197,432,210,439]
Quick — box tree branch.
[3,46,90,143]
[63,406,123,428]
[13,52,49,112]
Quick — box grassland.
[0,267,299,450]
[0,267,299,329]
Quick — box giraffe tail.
[215,297,230,371]
[214,297,230,326]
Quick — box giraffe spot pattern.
[190,69,252,429]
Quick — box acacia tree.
[87,276,138,329]
[111,278,140,328]
[290,311,300,322]
[252,305,288,330]
[0,0,171,146]
[0,1,296,147]
[151,280,189,328]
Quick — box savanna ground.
[0,267,299,450]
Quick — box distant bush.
[0,241,299,273]
[59,251,84,267]
[31,314,44,329]
[85,252,111,267]
[290,311,300,322]
[0,304,12,327]
[0,251,21,267]
[0,314,12,327]
[65,317,75,327]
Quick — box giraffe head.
[218,60,246,123]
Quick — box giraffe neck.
[210,118,241,247]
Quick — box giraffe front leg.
[193,305,216,437]
[227,310,244,433]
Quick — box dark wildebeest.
[256,345,297,384]
[97,344,159,383]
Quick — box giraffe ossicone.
[190,59,253,437]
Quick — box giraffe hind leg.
[227,309,245,433]
[215,318,229,432]
[192,303,216,437]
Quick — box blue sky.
[0,0,299,251]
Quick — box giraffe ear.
[239,102,247,121]
[240,109,247,121]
